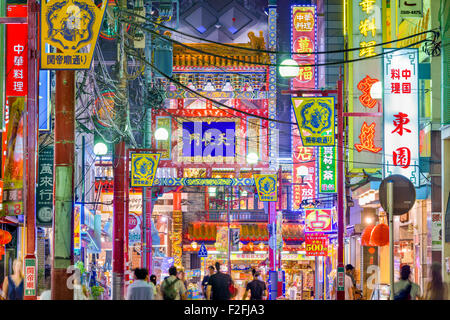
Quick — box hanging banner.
[130,153,160,187]
[36,146,54,225]
[305,209,333,233]
[74,204,81,251]
[215,226,228,252]
[348,0,383,173]
[292,134,316,210]
[291,5,317,89]
[229,228,240,252]
[319,146,337,193]
[172,210,183,267]
[276,211,283,251]
[305,233,328,256]
[40,0,108,70]
[292,97,335,146]
[1,97,25,217]
[383,48,419,186]
[24,258,36,297]
[253,174,278,202]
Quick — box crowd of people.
[1,258,449,300]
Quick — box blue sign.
[39,47,51,131]
[198,243,208,258]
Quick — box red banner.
[5,5,28,97]
[305,233,328,256]
[291,5,317,89]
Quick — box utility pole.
[112,0,128,300]
[24,0,38,300]
[51,68,75,300]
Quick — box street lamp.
[94,142,108,156]
[246,152,259,165]
[279,58,299,78]
[297,165,309,185]
[154,127,169,141]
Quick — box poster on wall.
[305,233,328,256]
[431,212,442,250]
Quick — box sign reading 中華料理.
[40,0,108,70]
[130,153,160,187]
[253,174,278,202]
[292,97,335,147]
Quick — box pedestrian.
[393,264,421,300]
[126,268,155,300]
[344,266,354,300]
[161,266,187,300]
[243,271,267,300]
[345,264,361,299]
[1,259,24,300]
[177,270,188,289]
[423,262,448,300]
[150,274,161,299]
[206,262,234,300]
[201,266,215,299]
[39,275,52,300]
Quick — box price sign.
[305,233,328,256]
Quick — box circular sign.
[379,174,416,216]
[38,207,52,223]
[128,213,140,231]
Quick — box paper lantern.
[370,223,389,246]
[0,230,12,245]
[0,246,4,255]
[361,225,375,246]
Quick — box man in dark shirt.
[206,262,233,300]
[201,266,215,299]
[243,271,267,300]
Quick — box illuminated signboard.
[383,48,419,186]
[348,0,383,173]
[74,204,81,251]
[319,146,337,193]
[254,174,278,202]
[291,5,317,89]
[305,209,333,233]
[292,139,316,210]
[130,153,160,187]
[305,233,328,256]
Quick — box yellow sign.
[130,153,160,187]
[292,97,335,146]
[41,0,108,69]
[253,174,278,202]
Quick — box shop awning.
[187,222,304,241]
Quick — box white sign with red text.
[383,48,419,186]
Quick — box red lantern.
[370,223,389,246]
[0,230,12,245]
[361,225,375,246]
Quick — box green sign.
[319,146,337,193]
[36,146,54,226]
[24,258,36,297]
[337,267,345,291]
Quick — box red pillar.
[51,69,75,300]
[336,79,345,300]
[268,201,276,271]
[24,0,38,300]
[124,150,130,293]
[112,140,125,299]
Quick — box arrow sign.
[198,243,208,258]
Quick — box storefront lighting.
[94,142,108,156]
[208,187,217,197]
[370,80,382,99]
[255,251,266,254]
[246,152,259,164]
[279,58,300,78]
[161,216,167,222]
[191,241,198,249]
[365,216,374,224]
[154,127,169,141]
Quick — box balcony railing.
[206,210,301,222]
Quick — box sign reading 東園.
[130,153,160,187]
[292,97,335,147]
[253,174,278,202]
[383,48,419,186]
[40,0,108,70]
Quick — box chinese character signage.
[319,146,337,193]
[36,146,54,226]
[24,258,36,297]
[348,0,383,172]
[130,153,160,187]
[40,0,108,70]
[305,233,328,256]
[216,226,228,252]
[292,97,335,146]
[383,48,419,186]
[305,209,333,233]
[291,5,317,89]
[74,204,81,251]
[6,5,27,97]
[1,97,25,217]
[254,174,278,202]
[180,120,237,163]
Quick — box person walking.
[243,271,267,300]
[201,266,215,299]
[423,262,448,300]
[2,259,24,300]
[126,268,155,300]
[206,262,233,300]
[393,265,421,300]
[161,266,186,300]
[150,274,162,300]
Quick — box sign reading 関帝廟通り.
[292,97,335,147]
[253,174,278,202]
[130,153,160,187]
[40,0,108,70]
